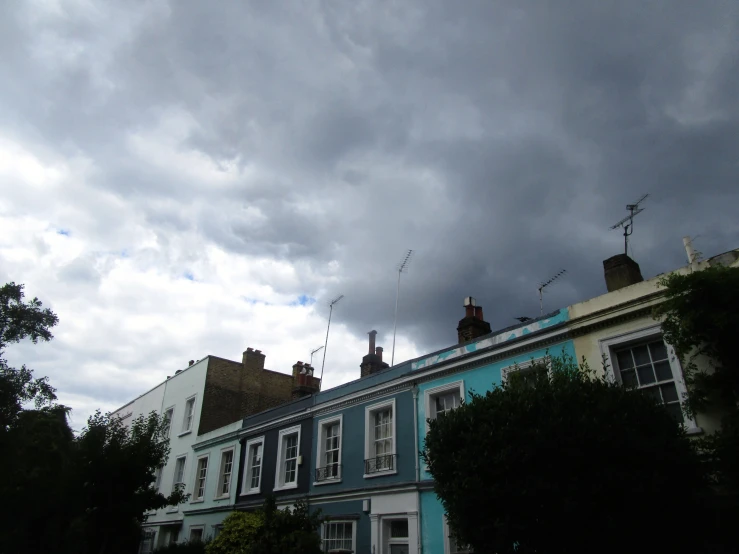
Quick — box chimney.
[368,330,377,354]
[242,347,267,370]
[292,361,320,399]
[188,360,194,366]
[457,297,491,344]
[361,331,390,377]
[603,254,644,292]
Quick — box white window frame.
[191,454,209,502]
[169,454,188,512]
[162,406,174,438]
[363,398,397,478]
[424,381,465,432]
[241,436,265,495]
[215,447,236,499]
[321,519,357,553]
[139,529,156,554]
[443,516,473,554]
[274,425,302,491]
[599,324,700,433]
[188,525,205,543]
[153,466,163,492]
[180,395,196,435]
[500,355,551,383]
[315,414,343,485]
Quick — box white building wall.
[112,358,210,536]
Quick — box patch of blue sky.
[57,229,70,236]
[290,294,316,306]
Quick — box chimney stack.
[242,347,267,370]
[603,254,644,292]
[361,331,390,377]
[292,361,320,399]
[457,296,492,344]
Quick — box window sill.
[313,478,342,487]
[273,482,298,492]
[166,507,179,513]
[178,430,192,437]
[190,499,204,504]
[686,426,703,436]
[363,469,397,479]
[240,489,261,496]
[213,494,230,501]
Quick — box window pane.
[637,365,656,385]
[642,386,662,403]
[390,520,408,538]
[616,350,634,370]
[632,345,651,367]
[665,402,684,423]
[654,361,672,381]
[661,382,679,403]
[649,341,668,361]
[621,369,638,388]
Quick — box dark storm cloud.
[1,0,738,357]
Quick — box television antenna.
[391,249,414,367]
[319,294,344,390]
[309,345,324,367]
[610,193,649,256]
[538,269,567,316]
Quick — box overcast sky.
[1,0,737,430]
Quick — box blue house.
[225,298,573,554]
[413,299,573,554]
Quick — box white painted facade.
[112,358,209,548]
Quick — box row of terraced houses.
[114,246,739,554]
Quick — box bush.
[154,539,209,554]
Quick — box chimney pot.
[376,346,383,361]
[188,360,194,366]
[475,306,484,321]
[368,330,377,354]
[603,254,644,292]
[247,347,253,352]
[457,296,491,344]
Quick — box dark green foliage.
[654,265,739,551]
[0,282,59,349]
[215,496,323,554]
[422,354,710,554]
[654,265,739,414]
[154,539,209,554]
[206,511,263,554]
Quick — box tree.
[206,511,264,554]
[0,282,59,431]
[63,411,189,554]
[654,265,739,550]
[654,265,739,414]
[422,354,710,554]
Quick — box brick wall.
[198,351,294,435]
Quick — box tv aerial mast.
[319,294,344,390]
[391,249,413,367]
[538,269,567,316]
[610,193,649,256]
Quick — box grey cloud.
[1,0,738,361]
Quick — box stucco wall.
[309,389,416,494]
[416,341,575,480]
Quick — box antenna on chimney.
[391,249,414,367]
[610,193,649,256]
[538,269,566,316]
[310,345,324,366]
[319,294,344,390]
